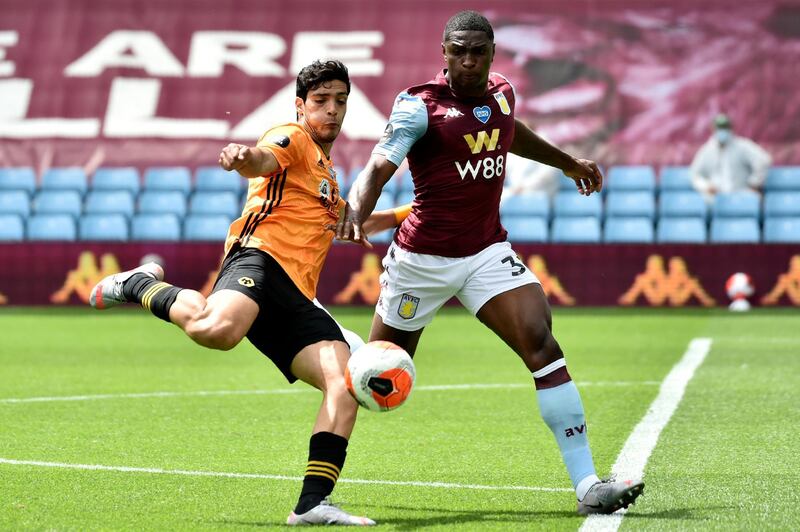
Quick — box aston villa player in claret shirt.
[338,10,644,515]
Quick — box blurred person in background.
[690,113,771,203]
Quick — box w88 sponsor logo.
[455,154,505,180]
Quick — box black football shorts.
[211,245,345,382]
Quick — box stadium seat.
[195,166,241,194]
[764,192,800,218]
[551,216,601,243]
[33,190,83,218]
[369,229,394,243]
[0,190,31,218]
[764,217,800,243]
[606,165,656,192]
[710,217,760,243]
[374,192,394,212]
[92,167,140,195]
[658,166,692,191]
[764,166,800,191]
[79,214,129,241]
[383,173,401,198]
[502,216,548,242]
[605,192,656,220]
[604,217,655,243]
[0,167,36,194]
[656,217,707,243]
[131,214,181,241]
[138,191,187,217]
[396,169,414,193]
[41,167,88,195]
[27,214,77,241]
[183,214,231,241]
[659,191,707,218]
[84,190,135,219]
[189,191,240,219]
[500,192,550,218]
[553,191,602,218]
[0,214,24,241]
[143,167,192,196]
[395,191,415,208]
[712,191,761,218]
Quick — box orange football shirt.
[224,123,344,300]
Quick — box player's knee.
[520,320,563,369]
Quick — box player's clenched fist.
[219,143,253,171]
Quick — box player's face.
[296,80,349,146]
[442,30,495,96]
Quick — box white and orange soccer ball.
[726,272,754,312]
[345,341,416,412]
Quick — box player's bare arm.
[218,143,280,179]
[510,119,603,196]
[336,154,398,244]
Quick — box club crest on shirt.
[397,293,420,319]
[267,135,290,148]
[493,92,511,115]
[318,179,331,200]
[473,106,491,124]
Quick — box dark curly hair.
[443,10,494,42]
[296,60,351,100]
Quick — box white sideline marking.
[0,381,659,405]
[0,458,571,493]
[580,338,713,532]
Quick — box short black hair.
[443,10,494,42]
[296,60,351,100]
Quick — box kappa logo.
[238,277,255,287]
[445,107,464,119]
[473,105,491,124]
[463,129,500,154]
[397,293,420,319]
[380,123,394,144]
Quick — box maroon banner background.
[1,242,798,307]
[1,0,799,172]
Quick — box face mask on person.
[715,129,732,144]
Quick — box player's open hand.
[563,158,603,196]
[332,202,372,249]
[219,143,254,172]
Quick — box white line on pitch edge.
[0,458,571,493]
[0,381,659,404]
[579,337,713,532]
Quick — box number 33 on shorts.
[502,255,527,277]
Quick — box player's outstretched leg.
[577,478,645,515]
[286,341,374,526]
[89,262,165,310]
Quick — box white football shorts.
[375,241,540,331]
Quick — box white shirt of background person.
[690,114,772,203]
[501,152,562,203]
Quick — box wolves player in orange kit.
[90,60,375,526]
[339,11,644,515]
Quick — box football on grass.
[345,341,416,412]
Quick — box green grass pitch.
[0,307,798,530]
